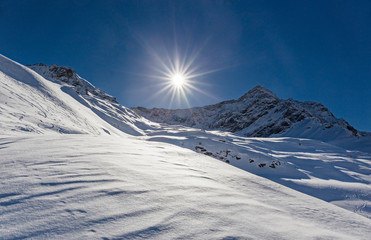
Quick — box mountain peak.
[238,85,278,101]
[132,83,365,144]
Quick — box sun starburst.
[171,73,185,87]
[141,43,221,109]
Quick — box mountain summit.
[238,85,279,102]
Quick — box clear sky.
[0,0,370,131]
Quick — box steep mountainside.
[24,62,158,136]
[0,54,159,136]
[132,86,370,145]
[0,55,117,136]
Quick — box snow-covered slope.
[142,126,371,219]
[27,63,160,136]
[1,135,371,239]
[132,86,371,152]
[0,55,119,136]
[0,54,157,136]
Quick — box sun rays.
[143,44,221,109]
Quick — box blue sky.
[0,0,370,131]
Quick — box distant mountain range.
[132,86,364,137]
[132,85,370,151]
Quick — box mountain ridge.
[27,62,162,136]
[132,85,367,141]
[28,63,118,103]
[132,85,371,153]
[0,55,159,136]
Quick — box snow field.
[1,135,371,239]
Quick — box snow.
[140,126,371,219]
[1,53,371,238]
[0,54,156,136]
[1,135,371,239]
[0,55,123,136]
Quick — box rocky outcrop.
[28,63,118,103]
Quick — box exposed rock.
[29,64,118,104]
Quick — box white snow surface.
[144,126,371,219]
[1,54,371,239]
[1,135,371,239]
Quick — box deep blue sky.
[0,0,370,131]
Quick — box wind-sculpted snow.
[132,85,371,152]
[1,135,371,239]
[141,126,371,219]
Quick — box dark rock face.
[50,65,74,78]
[132,85,361,139]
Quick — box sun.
[144,44,221,108]
[171,73,185,87]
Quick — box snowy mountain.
[0,56,157,136]
[27,63,161,136]
[132,85,371,152]
[1,54,371,239]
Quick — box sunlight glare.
[171,73,185,87]
[144,44,222,109]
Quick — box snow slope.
[132,86,371,152]
[142,126,371,218]
[0,54,156,136]
[28,63,158,136]
[1,54,371,238]
[1,135,371,239]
